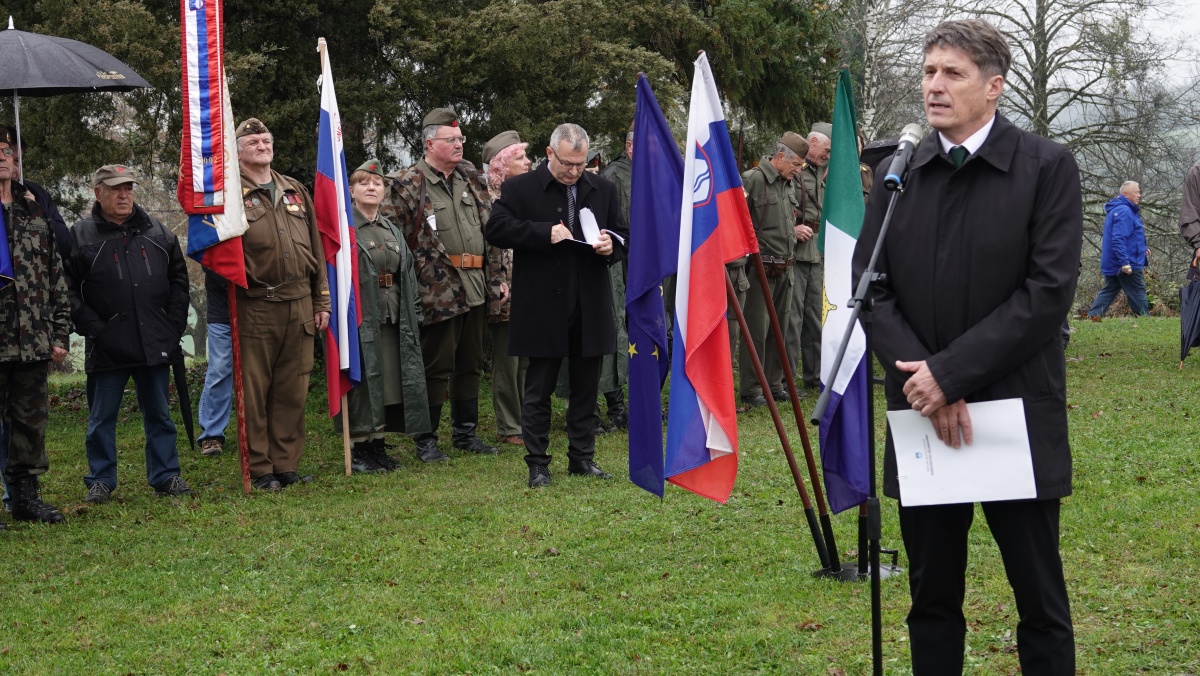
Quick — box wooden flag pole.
[341,395,352,476]
[228,283,251,494]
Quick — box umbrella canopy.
[1179,280,1200,366]
[0,17,151,96]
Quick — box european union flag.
[626,75,684,496]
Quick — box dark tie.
[566,184,577,235]
[950,145,969,169]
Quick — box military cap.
[810,122,833,139]
[780,131,809,158]
[92,164,138,187]
[482,130,521,165]
[235,118,271,138]
[354,158,386,178]
[422,107,459,129]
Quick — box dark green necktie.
[950,145,969,169]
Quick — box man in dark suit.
[855,20,1081,675]
[486,123,629,488]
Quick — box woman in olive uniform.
[341,159,430,471]
[483,132,531,447]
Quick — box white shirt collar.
[938,114,996,155]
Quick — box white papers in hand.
[579,208,601,243]
[887,398,1036,506]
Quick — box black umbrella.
[1180,260,1200,367]
[861,137,900,171]
[0,16,151,176]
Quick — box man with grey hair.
[1088,180,1148,317]
[738,132,807,407]
[381,107,507,463]
[855,18,1079,674]
[486,123,629,488]
[788,122,831,393]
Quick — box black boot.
[414,403,449,463]
[370,438,401,471]
[605,389,628,430]
[450,399,499,455]
[351,441,386,473]
[9,475,65,524]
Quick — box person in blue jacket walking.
[1089,181,1149,317]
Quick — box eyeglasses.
[431,136,466,145]
[0,147,13,157]
[550,149,586,170]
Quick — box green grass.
[2,316,1198,673]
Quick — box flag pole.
[747,253,851,579]
[726,273,832,571]
[228,283,251,494]
[341,395,352,476]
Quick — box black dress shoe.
[528,465,551,488]
[252,474,282,491]
[771,389,790,402]
[740,394,767,408]
[567,460,613,479]
[276,472,313,487]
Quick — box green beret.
[810,122,833,139]
[354,158,385,178]
[92,164,138,187]
[780,131,809,158]
[422,107,459,129]
[235,118,271,138]
[482,130,522,165]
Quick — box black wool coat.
[853,114,1083,500]
[485,163,629,358]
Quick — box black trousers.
[899,499,1074,675]
[520,306,599,468]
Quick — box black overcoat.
[486,163,629,358]
[853,114,1083,500]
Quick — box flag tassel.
[725,271,831,570]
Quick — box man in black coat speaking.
[854,20,1082,675]
[486,123,629,488]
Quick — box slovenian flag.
[625,75,683,497]
[314,38,362,417]
[817,69,870,513]
[664,52,758,503]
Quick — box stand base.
[841,559,905,580]
[811,565,869,582]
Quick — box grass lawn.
[1,316,1197,674]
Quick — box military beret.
[235,118,271,138]
[482,130,521,165]
[92,164,138,187]
[810,122,833,139]
[422,107,459,129]
[780,131,809,158]
[354,158,386,178]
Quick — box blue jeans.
[198,323,233,442]
[1088,269,1148,317]
[84,365,180,490]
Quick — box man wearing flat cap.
[738,132,808,407]
[787,122,832,394]
[380,107,507,463]
[67,165,192,502]
[234,117,331,490]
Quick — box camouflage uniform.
[0,183,70,522]
[380,156,505,456]
[787,158,825,389]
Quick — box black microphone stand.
[810,176,908,676]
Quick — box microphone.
[883,123,924,191]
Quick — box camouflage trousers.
[0,360,52,481]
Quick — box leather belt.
[761,255,795,279]
[448,253,484,269]
[378,273,394,288]
[803,220,821,233]
[244,278,304,299]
